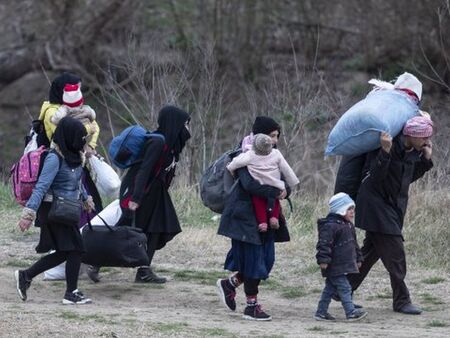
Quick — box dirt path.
[0,226,449,337]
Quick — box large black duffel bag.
[81,215,149,267]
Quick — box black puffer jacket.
[355,135,433,235]
[316,213,362,277]
[217,168,290,245]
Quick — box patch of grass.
[421,277,446,285]
[280,286,306,299]
[263,278,282,290]
[0,181,17,210]
[153,322,189,334]
[58,311,82,320]
[330,330,348,335]
[173,269,225,285]
[199,327,236,337]
[421,306,440,312]
[47,281,65,287]
[302,263,320,274]
[89,314,118,325]
[100,267,122,275]
[204,292,217,296]
[132,283,165,289]
[4,259,33,268]
[307,326,325,331]
[99,332,119,338]
[173,187,216,228]
[310,288,322,294]
[427,320,448,327]
[366,291,391,300]
[420,293,445,305]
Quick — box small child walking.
[226,133,299,231]
[315,192,367,321]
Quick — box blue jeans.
[316,275,355,317]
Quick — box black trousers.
[347,231,411,311]
[146,232,162,265]
[25,250,81,293]
[235,272,260,296]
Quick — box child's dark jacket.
[316,213,362,277]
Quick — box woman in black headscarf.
[38,72,103,222]
[117,105,191,283]
[216,116,290,321]
[15,117,94,305]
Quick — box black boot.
[135,267,167,284]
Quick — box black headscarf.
[252,116,281,136]
[156,105,191,161]
[49,72,82,104]
[53,117,87,168]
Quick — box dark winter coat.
[217,167,290,245]
[118,136,180,249]
[316,213,362,277]
[355,134,433,235]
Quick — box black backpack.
[334,154,368,201]
[199,149,241,214]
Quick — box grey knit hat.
[253,133,273,155]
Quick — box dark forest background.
[1,0,449,191]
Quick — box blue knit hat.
[329,192,355,216]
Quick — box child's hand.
[319,263,328,270]
[258,223,268,232]
[278,189,287,199]
[357,262,362,269]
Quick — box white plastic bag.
[90,199,122,226]
[88,155,121,198]
[23,132,38,155]
[43,260,66,280]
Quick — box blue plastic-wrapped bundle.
[325,90,419,156]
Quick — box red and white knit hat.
[63,83,83,107]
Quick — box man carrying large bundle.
[347,115,434,315]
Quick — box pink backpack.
[10,146,48,206]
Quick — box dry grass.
[1,179,449,337]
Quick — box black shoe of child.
[62,289,92,305]
[243,304,272,321]
[216,279,237,311]
[314,312,336,321]
[135,267,167,284]
[86,265,101,283]
[14,270,31,301]
[346,309,368,321]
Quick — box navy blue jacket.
[316,213,362,277]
